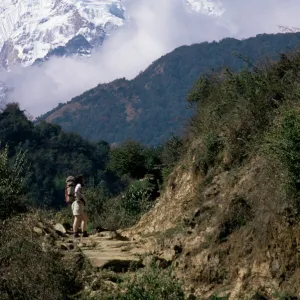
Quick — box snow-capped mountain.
[0,0,225,109]
[0,0,224,70]
[0,0,125,69]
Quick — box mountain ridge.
[41,32,300,145]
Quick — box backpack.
[65,176,76,204]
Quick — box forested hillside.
[1,103,171,210]
[41,32,300,145]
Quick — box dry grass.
[0,212,83,300]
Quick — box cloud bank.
[1,0,300,117]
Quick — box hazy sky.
[1,0,300,117]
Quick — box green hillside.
[41,32,300,145]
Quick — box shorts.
[71,200,84,216]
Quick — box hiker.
[71,175,88,238]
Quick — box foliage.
[40,32,300,146]
[121,178,156,215]
[106,265,185,300]
[160,135,183,167]
[0,104,164,210]
[0,215,80,300]
[0,143,27,220]
[160,135,184,182]
[108,141,147,179]
[267,110,300,194]
[187,49,300,178]
[84,177,158,231]
[84,186,110,228]
[187,73,216,106]
[93,195,139,231]
[193,133,224,176]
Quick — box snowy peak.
[0,0,125,68]
[0,0,224,69]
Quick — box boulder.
[54,223,67,235]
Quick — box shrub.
[55,206,73,229]
[160,135,184,183]
[95,195,138,231]
[268,110,300,193]
[193,133,224,176]
[85,186,110,228]
[106,265,185,300]
[83,177,157,231]
[0,215,79,300]
[108,141,147,179]
[160,135,183,168]
[0,144,28,220]
[121,178,156,215]
[187,52,300,168]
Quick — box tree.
[108,141,146,179]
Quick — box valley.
[1,1,300,299]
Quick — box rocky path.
[74,231,147,272]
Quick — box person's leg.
[73,216,81,237]
[72,201,82,237]
[81,213,88,237]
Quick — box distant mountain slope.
[41,32,300,145]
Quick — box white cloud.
[1,0,300,117]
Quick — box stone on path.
[54,223,67,235]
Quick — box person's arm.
[75,184,86,204]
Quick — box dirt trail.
[74,231,147,272]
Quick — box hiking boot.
[82,231,89,238]
[74,232,79,238]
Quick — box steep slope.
[43,32,300,145]
[123,50,300,299]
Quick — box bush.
[95,196,138,230]
[0,144,28,220]
[268,110,300,194]
[106,265,185,300]
[160,135,183,183]
[193,133,223,176]
[85,186,110,228]
[121,178,156,215]
[0,215,79,300]
[187,52,300,168]
[160,135,183,167]
[93,178,157,231]
[108,141,147,179]
[81,177,157,231]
